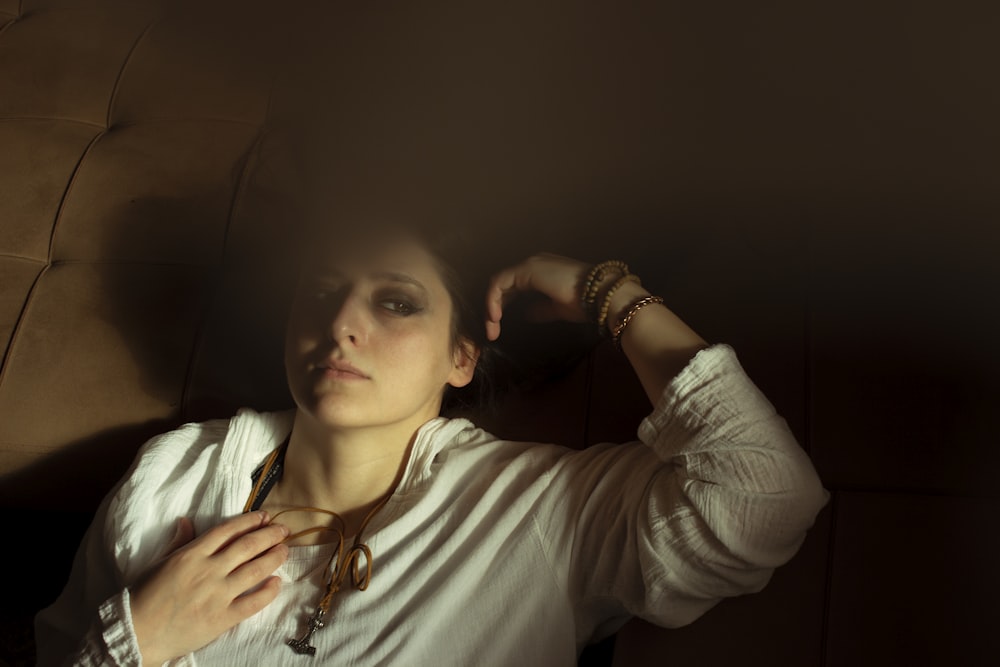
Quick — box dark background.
[1,1,998,665]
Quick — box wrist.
[580,260,629,322]
[604,281,650,335]
[129,588,169,666]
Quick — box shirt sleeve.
[33,419,231,667]
[534,344,829,641]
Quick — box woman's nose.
[327,291,370,347]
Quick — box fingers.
[228,542,289,596]
[175,516,196,545]
[484,263,529,341]
[485,268,514,317]
[195,510,272,555]
[229,575,282,619]
[186,511,289,588]
[484,254,590,341]
[213,522,290,573]
[161,517,196,557]
[484,281,504,341]
[130,515,289,662]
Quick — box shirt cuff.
[637,343,744,449]
[97,589,144,666]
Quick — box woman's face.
[284,231,477,433]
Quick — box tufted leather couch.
[2,1,997,666]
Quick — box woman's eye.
[309,281,345,302]
[380,299,420,315]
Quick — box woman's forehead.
[305,227,442,281]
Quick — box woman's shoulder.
[127,407,293,471]
[129,416,231,466]
[105,408,294,579]
[425,415,617,479]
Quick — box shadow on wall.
[0,183,303,663]
[0,186,300,511]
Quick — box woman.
[35,224,828,666]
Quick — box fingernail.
[276,523,290,537]
[259,510,270,524]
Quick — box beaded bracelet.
[611,295,665,348]
[580,260,629,320]
[596,273,642,333]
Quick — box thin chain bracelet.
[611,295,665,349]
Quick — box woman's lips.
[318,359,370,380]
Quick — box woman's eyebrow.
[303,269,428,294]
[371,271,427,292]
[304,269,343,282]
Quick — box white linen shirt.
[35,345,828,666]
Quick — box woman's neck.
[264,410,427,539]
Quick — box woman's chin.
[306,404,371,431]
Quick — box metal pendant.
[287,608,327,656]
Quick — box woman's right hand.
[129,511,290,665]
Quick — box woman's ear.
[447,337,480,388]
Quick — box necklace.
[242,439,393,656]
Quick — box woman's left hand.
[485,253,591,341]
[486,252,708,403]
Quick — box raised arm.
[486,253,828,635]
[484,253,708,401]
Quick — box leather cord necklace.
[243,439,393,656]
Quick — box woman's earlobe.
[448,338,480,388]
